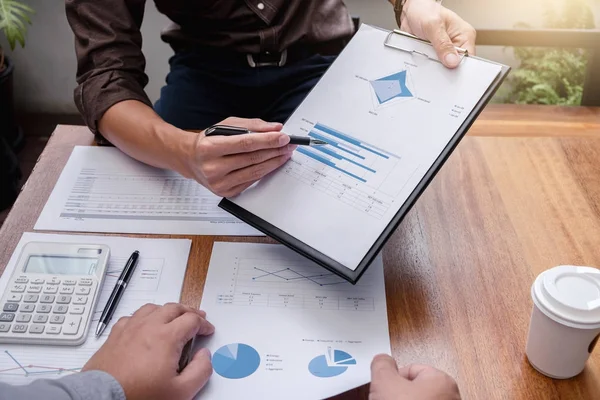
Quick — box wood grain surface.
[1,105,600,399]
[469,104,600,137]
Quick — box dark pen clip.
[204,125,250,136]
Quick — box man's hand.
[369,354,461,400]
[187,117,295,197]
[83,303,215,400]
[394,0,476,68]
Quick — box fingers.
[225,117,282,133]
[370,354,402,384]
[168,312,216,346]
[131,303,160,319]
[221,153,292,188]
[221,144,296,174]
[149,303,204,324]
[174,348,213,399]
[200,132,290,157]
[429,23,460,68]
[219,180,257,198]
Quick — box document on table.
[34,146,262,236]
[194,242,390,400]
[221,24,508,282]
[0,232,190,385]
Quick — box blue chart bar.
[297,147,367,183]
[308,132,365,160]
[314,123,390,159]
[313,146,377,173]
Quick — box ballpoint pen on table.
[95,250,140,337]
[204,125,328,146]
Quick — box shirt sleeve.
[65,0,153,134]
[0,371,126,400]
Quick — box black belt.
[170,38,348,68]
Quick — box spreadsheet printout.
[35,146,261,236]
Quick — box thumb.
[429,24,460,68]
[370,354,409,399]
[174,347,213,399]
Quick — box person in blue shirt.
[0,303,460,400]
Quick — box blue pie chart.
[309,348,357,378]
[212,343,261,379]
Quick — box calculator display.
[24,255,98,275]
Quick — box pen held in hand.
[204,125,327,147]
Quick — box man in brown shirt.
[65,0,475,198]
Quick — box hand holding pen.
[204,125,327,147]
[185,117,327,198]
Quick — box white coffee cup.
[525,265,600,379]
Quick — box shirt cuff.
[75,70,153,135]
[57,370,126,400]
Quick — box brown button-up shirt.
[65,0,355,133]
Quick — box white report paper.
[228,24,503,270]
[195,242,390,400]
[35,146,261,236]
[0,232,190,385]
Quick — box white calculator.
[0,242,110,346]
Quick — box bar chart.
[283,122,416,219]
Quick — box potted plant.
[0,0,34,211]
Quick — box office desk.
[1,104,600,399]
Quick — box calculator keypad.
[44,286,58,294]
[7,294,22,302]
[24,295,38,303]
[16,314,31,323]
[11,284,25,292]
[0,276,96,342]
[3,303,18,312]
[37,305,52,313]
[20,304,35,313]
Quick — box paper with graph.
[35,146,261,236]
[226,24,504,272]
[0,232,189,385]
[194,242,390,400]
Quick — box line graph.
[252,267,346,287]
[0,350,82,378]
[215,257,375,311]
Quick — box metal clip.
[383,29,468,64]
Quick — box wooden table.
[1,104,600,399]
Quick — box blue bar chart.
[284,122,413,219]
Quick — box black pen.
[95,250,140,337]
[204,125,327,146]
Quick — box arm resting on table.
[0,371,125,400]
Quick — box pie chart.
[308,347,357,378]
[212,343,261,379]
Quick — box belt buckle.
[246,49,288,68]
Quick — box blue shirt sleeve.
[0,370,125,400]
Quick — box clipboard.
[219,26,511,284]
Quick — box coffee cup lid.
[533,265,600,329]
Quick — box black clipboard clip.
[383,29,469,64]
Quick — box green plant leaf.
[0,0,35,50]
[502,0,593,106]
